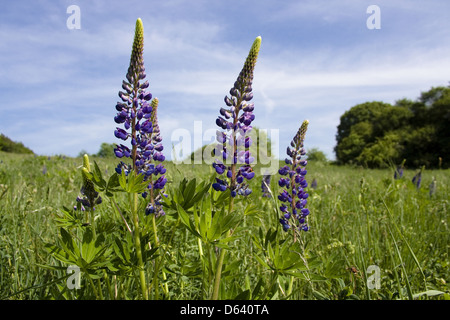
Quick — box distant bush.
[335,85,450,168]
[96,142,116,158]
[0,134,33,154]
[307,147,328,163]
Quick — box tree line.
[334,85,450,169]
[0,134,34,154]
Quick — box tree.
[334,85,450,168]
[96,142,116,158]
[0,134,34,154]
[306,147,328,163]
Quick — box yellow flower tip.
[252,36,262,52]
[136,18,143,30]
[82,154,90,171]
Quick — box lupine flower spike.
[412,165,425,189]
[212,36,261,198]
[75,154,102,229]
[429,176,437,197]
[278,120,310,236]
[394,159,406,179]
[261,174,272,197]
[113,18,166,217]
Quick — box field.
[0,151,448,300]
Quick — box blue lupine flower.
[261,174,271,197]
[278,120,311,233]
[113,19,166,217]
[212,36,261,198]
[394,159,406,179]
[412,165,425,189]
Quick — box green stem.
[286,275,295,297]
[211,238,227,300]
[263,271,278,300]
[130,192,148,300]
[86,272,99,299]
[211,198,234,300]
[151,214,160,299]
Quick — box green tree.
[306,147,328,163]
[334,85,450,168]
[356,132,402,168]
[0,134,33,154]
[96,142,116,158]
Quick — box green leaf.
[43,243,77,265]
[81,228,96,263]
[254,254,271,270]
[234,289,251,300]
[284,271,328,281]
[59,228,80,260]
[207,208,223,242]
[113,237,130,264]
[312,290,330,300]
[412,290,446,299]
[252,278,265,299]
[92,161,106,187]
[244,203,260,216]
[177,204,201,239]
[182,178,196,207]
[119,170,127,191]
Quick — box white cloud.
[1,0,449,161]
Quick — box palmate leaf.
[59,227,80,260]
[43,242,78,265]
[177,204,202,239]
[118,169,149,194]
[55,206,84,229]
[81,228,109,264]
[44,227,112,279]
[165,178,211,214]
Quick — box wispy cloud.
[1,0,449,160]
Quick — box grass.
[0,151,448,300]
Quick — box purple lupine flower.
[212,36,261,198]
[278,120,310,233]
[394,159,406,179]
[113,18,166,218]
[412,165,425,189]
[261,174,271,197]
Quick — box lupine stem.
[211,246,226,299]
[130,192,148,300]
[211,160,236,300]
[151,213,160,299]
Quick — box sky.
[0,0,449,161]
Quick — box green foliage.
[0,133,34,154]
[96,142,116,158]
[335,85,450,168]
[307,147,328,163]
[0,153,449,300]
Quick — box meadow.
[0,151,448,300]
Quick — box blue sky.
[0,0,449,161]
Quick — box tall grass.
[0,151,448,299]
